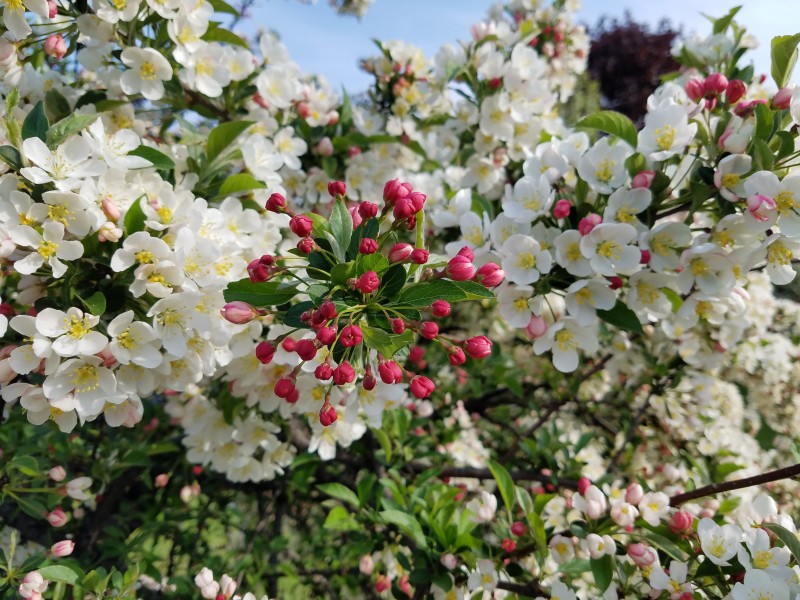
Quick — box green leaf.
[378,264,408,301]
[711,6,741,34]
[763,523,800,564]
[80,291,106,316]
[590,555,614,592]
[223,279,298,307]
[771,34,800,88]
[329,198,353,262]
[372,427,392,462]
[283,300,314,328]
[22,101,48,142]
[44,89,71,124]
[575,110,638,149]
[308,213,330,238]
[207,0,239,14]
[487,460,515,516]
[123,196,146,236]
[754,102,774,141]
[206,120,254,163]
[128,145,175,170]
[379,510,427,549]
[639,528,685,561]
[46,114,99,148]
[5,88,19,115]
[202,27,249,49]
[394,279,494,308]
[218,173,266,196]
[74,90,106,110]
[362,326,414,359]
[597,301,644,334]
[9,455,39,476]
[0,145,22,169]
[38,565,81,585]
[323,505,359,531]
[752,138,776,171]
[16,496,46,519]
[317,483,360,508]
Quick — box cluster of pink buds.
[444,246,505,288]
[685,73,746,110]
[383,178,427,228]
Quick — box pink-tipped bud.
[410,247,429,264]
[290,214,313,237]
[274,377,296,399]
[409,375,435,399]
[511,521,526,536]
[354,271,380,294]
[378,360,403,384]
[553,199,572,218]
[255,341,276,364]
[431,300,451,317]
[746,193,776,222]
[44,34,67,60]
[668,510,694,535]
[389,243,414,263]
[319,401,338,426]
[316,136,334,156]
[359,238,378,254]
[419,321,439,340]
[725,79,746,104]
[440,553,457,570]
[627,543,657,567]
[340,324,363,347]
[464,335,492,359]
[319,300,337,319]
[316,326,337,346]
[578,213,602,236]
[704,72,728,96]
[328,181,347,197]
[265,193,286,212]
[295,339,318,361]
[685,77,705,102]
[50,540,75,557]
[333,362,356,385]
[577,477,591,495]
[101,198,122,221]
[457,245,475,261]
[625,483,644,505]
[358,201,379,219]
[47,508,68,527]
[525,315,547,339]
[49,466,67,482]
[47,0,57,17]
[446,255,476,281]
[392,196,417,220]
[297,237,315,254]
[247,255,274,283]
[448,346,466,365]
[391,318,405,334]
[475,262,504,287]
[359,555,374,575]
[773,86,794,110]
[221,301,261,324]
[632,170,656,189]
[314,363,333,381]
[383,178,412,205]
[349,205,363,229]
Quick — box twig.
[429,465,579,489]
[670,462,800,506]
[500,403,561,462]
[497,579,548,597]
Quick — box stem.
[670,462,800,506]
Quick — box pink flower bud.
[685,77,705,102]
[359,555,374,575]
[255,341,276,364]
[44,34,67,60]
[375,575,390,593]
[348,205,362,229]
[378,360,403,384]
[773,86,794,110]
[47,0,57,17]
[383,178,412,205]
[316,326,337,345]
[409,375,435,399]
[640,249,651,264]
[440,553,457,570]
[446,255,476,281]
[389,243,413,262]
[47,508,69,527]
[265,193,286,212]
[319,400,338,426]
[295,339,318,360]
[354,271,380,294]
[359,238,378,254]
[316,136,334,156]
[392,196,417,220]
[314,363,333,380]
[328,181,347,197]
[632,170,656,189]
[290,214,313,237]
[578,213,602,236]
[49,466,67,482]
[247,255,274,283]
[419,321,439,340]
[363,368,376,391]
[297,237,314,254]
[340,324,363,347]
[501,538,517,552]
[358,201,378,219]
[607,276,623,290]
[627,543,656,567]
[410,247,429,264]
[391,318,405,334]
[625,483,644,505]
[319,300,337,319]
[333,362,356,385]
[464,335,492,359]
[274,377,296,399]
[101,198,121,221]
[220,301,261,324]
[457,245,475,261]
[577,477,591,495]
[668,510,694,535]
[552,198,572,219]
[431,300,451,317]
[525,315,547,339]
[475,262,504,287]
[448,346,466,365]
[725,79,747,104]
[408,191,426,212]
[746,194,776,222]
[511,521,526,536]
[704,72,728,96]
[50,540,74,557]
[154,473,170,488]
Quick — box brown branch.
[500,403,562,462]
[497,580,548,598]
[670,462,800,506]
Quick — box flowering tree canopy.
[2,0,800,598]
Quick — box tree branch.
[670,462,800,506]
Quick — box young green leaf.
[317,483,360,508]
[597,301,644,334]
[329,198,353,261]
[206,120,254,163]
[772,34,800,88]
[575,110,638,149]
[128,145,175,170]
[218,173,266,196]
[22,101,48,142]
[223,279,299,307]
[487,460,516,516]
[46,114,99,148]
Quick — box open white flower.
[1,0,49,40]
[21,136,105,191]
[737,528,793,581]
[649,560,691,597]
[497,284,535,327]
[502,174,554,223]
[120,47,173,101]
[533,317,598,372]
[564,278,616,326]
[501,233,552,284]
[10,221,84,278]
[638,102,697,161]
[577,137,631,194]
[731,569,789,600]
[580,223,640,276]
[697,517,742,566]
[107,311,163,368]
[35,307,107,358]
[28,190,98,237]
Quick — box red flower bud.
[704,72,728,96]
[316,326,337,346]
[295,339,318,361]
[359,238,378,254]
[553,199,572,218]
[296,237,315,254]
[457,245,474,261]
[392,196,417,220]
[319,300,337,319]
[409,375,435,399]
[314,363,333,381]
[669,510,694,535]
[408,191,426,212]
[464,335,492,359]
[410,247,429,264]
[409,346,425,363]
[389,243,413,262]
[446,255,476,281]
[247,255,274,283]
[448,346,466,365]
[501,538,516,553]
[773,86,794,110]
[340,324,363,347]
[475,262,504,287]
[511,521,526,536]
[221,301,260,324]
[577,477,591,495]
[725,79,746,104]
[255,341,276,364]
[319,401,338,426]
[281,337,296,352]
[274,377,296,398]
[578,213,602,236]
[419,321,439,340]
[431,300,451,317]
[383,178,412,205]
[632,170,656,189]
[290,214,313,237]
[355,271,380,294]
[328,180,347,197]
[363,368,377,390]
[685,77,705,102]
[607,276,623,290]
[333,362,356,385]
[378,360,403,384]
[358,201,379,219]
[640,249,651,264]
[391,318,406,334]
[265,193,286,212]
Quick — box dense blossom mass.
[1,0,800,597]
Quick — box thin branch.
[500,402,561,462]
[429,465,579,489]
[497,580,548,598]
[670,462,800,506]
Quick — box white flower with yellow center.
[501,174,554,223]
[92,0,140,23]
[731,569,790,600]
[548,581,577,600]
[577,137,632,194]
[9,221,84,278]
[744,171,800,237]
[497,284,535,327]
[554,230,593,276]
[564,278,616,326]
[759,234,800,285]
[0,0,48,40]
[445,211,491,258]
[677,243,736,295]
[35,307,107,358]
[649,560,691,597]
[175,42,232,98]
[500,233,552,284]
[21,135,106,192]
[43,356,116,420]
[714,153,751,202]
[466,559,497,593]
[697,517,742,566]
[638,102,697,161]
[638,491,671,526]
[533,317,598,373]
[111,230,174,272]
[108,310,162,368]
[580,222,640,276]
[3,382,78,433]
[479,93,513,141]
[603,187,651,229]
[626,271,675,321]
[737,529,793,581]
[120,47,173,101]
[548,534,575,565]
[643,221,693,272]
[28,190,97,237]
[148,291,209,357]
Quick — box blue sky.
[243,0,799,92]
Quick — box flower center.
[116,328,136,349]
[721,173,740,188]
[775,191,797,214]
[38,240,58,259]
[753,549,773,569]
[595,160,615,184]
[139,61,157,80]
[65,315,91,339]
[597,240,620,259]
[135,250,154,264]
[654,125,676,151]
[47,204,70,225]
[555,329,577,351]
[70,364,100,393]
[515,251,536,270]
[690,258,708,276]
[767,242,793,265]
